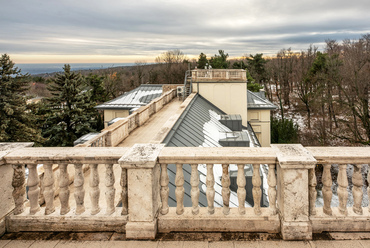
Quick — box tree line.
[1,34,369,146]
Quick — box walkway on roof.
[116,98,183,147]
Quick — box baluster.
[12,165,26,215]
[337,164,348,215]
[175,164,184,215]
[59,163,70,215]
[237,164,246,215]
[221,164,230,215]
[368,166,370,213]
[206,164,215,214]
[352,164,363,215]
[160,164,169,215]
[89,164,100,215]
[308,168,317,215]
[322,164,332,215]
[190,164,200,215]
[268,164,277,215]
[252,164,262,215]
[120,166,128,215]
[105,164,116,215]
[27,164,40,215]
[74,163,85,215]
[43,163,55,215]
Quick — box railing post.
[272,144,316,240]
[119,143,164,240]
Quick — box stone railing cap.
[271,144,316,169]
[0,142,34,165]
[119,143,165,169]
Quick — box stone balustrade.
[1,143,370,240]
[2,147,130,235]
[80,89,177,147]
[191,69,246,81]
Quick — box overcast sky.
[1,0,369,63]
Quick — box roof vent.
[219,131,250,147]
[219,114,242,131]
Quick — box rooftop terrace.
[1,71,370,244]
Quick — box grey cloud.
[1,0,370,59]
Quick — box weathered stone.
[272,144,316,240]
[125,221,157,240]
[119,144,165,239]
[158,207,280,233]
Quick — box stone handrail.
[191,69,246,81]
[1,144,370,240]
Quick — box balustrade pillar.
[206,164,215,214]
[59,163,70,215]
[12,165,26,215]
[105,164,116,215]
[237,164,246,215]
[322,164,333,215]
[160,164,169,215]
[337,164,348,215]
[252,164,262,215]
[119,144,164,240]
[175,164,185,215]
[27,164,40,215]
[368,167,370,213]
[352,164,363,215]
[268,164,277,215]
[74,163,85,215]
[43,163,55,215]
[272,144,316,241]
[221,164,230,215]
[89,164,100,215]
[308,168,317,216]
[190,164,200,215]
[120,166,128,215]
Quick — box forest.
[1,34,369,147]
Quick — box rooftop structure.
[1,70,369,244]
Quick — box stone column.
[119,143,164,240]
[271,144,316,240]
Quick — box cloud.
[1,0,370,62]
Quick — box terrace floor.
[117,98,183,147]
[1,236,369,248]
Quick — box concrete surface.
[1,240,370,248]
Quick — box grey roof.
[95,84,162,110]
[247,90,277,110]
[163,94,233,147]
[163,94,262,208]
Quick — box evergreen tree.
[271,116,299,144]
[209,50,230,69]
[0,54,43,143]
[197,53,208,69]
[43,65,98,146]
[85,74,108,103]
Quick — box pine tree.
[43,65,98,146]
[0,54,43,143]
